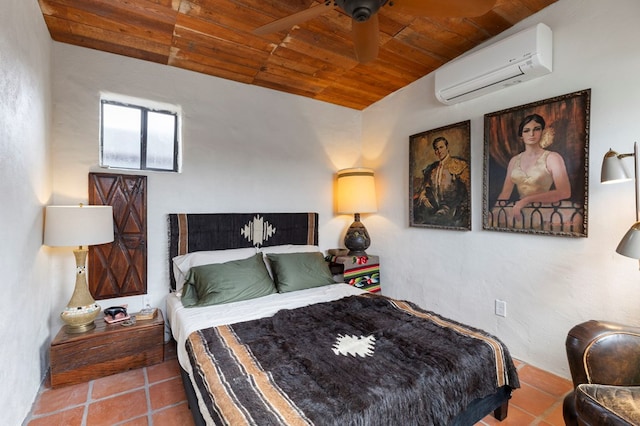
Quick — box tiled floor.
[478,359,573,425]
[24,343,573,426]
[23,342,194,426]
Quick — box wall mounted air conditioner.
[435,23,552,105]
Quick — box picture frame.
[409,120,471,230]
[483,89,590,237]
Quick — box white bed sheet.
[166,283,365,373]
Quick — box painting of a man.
[410,121,471,230]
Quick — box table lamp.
[44,204,114,333]
[336,168,377,256]
[601,142,640,259]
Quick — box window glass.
[146,111,176,170]
[102,103,142,169]
[100,99,180,172]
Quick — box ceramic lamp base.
[61,248,101,333]
[61,304,101,333]
[344,213,371,256]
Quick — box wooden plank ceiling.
[37,0,557,110]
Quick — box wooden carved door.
[88,173,147,299]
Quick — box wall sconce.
[336,168,377,256]
[44,204,114,333]
[601,142,640,259]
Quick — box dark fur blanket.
[186,294,519,425]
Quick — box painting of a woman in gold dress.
[483,90,590,237]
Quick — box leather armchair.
[563,320,640,425]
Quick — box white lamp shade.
[44,205,114,247]
[616,222,640,259]
[336,168,377,214]
[601,149,631,183]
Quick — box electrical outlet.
[495,299,507,317]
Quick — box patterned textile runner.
[167,213,318,289]
[186,294,519,426]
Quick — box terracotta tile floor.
[478,359,573,425]
[24,343,573,425]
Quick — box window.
[100,99,180,172]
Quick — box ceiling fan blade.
[253,3,334,35]
[392,0,496,17]
[352,15,379,63]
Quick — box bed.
[166,213,519,425]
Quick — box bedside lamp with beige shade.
[336,168,377,256]
[44,204,114,333]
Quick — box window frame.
[100,99,180,172]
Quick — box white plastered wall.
[362,0,640,377]
[0,0,52,424]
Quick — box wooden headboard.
[167,213,319,289]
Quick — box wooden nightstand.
[329,254,380,293]
[50,310,164,388]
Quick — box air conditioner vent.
[435,23,552,105]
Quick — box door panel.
[88,173,147,299]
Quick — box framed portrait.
[483,89,590,237]
[409,120,471,230]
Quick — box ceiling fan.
[253,0,497,63]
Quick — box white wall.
[49,44,363,328]
[363,0,640,378]
[0,0,52,424]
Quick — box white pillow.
[172,247,257,292]
[259,245,320,255]
[258,245,321,279]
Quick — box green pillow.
[181,253,276,307]
[266,252,335,293]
